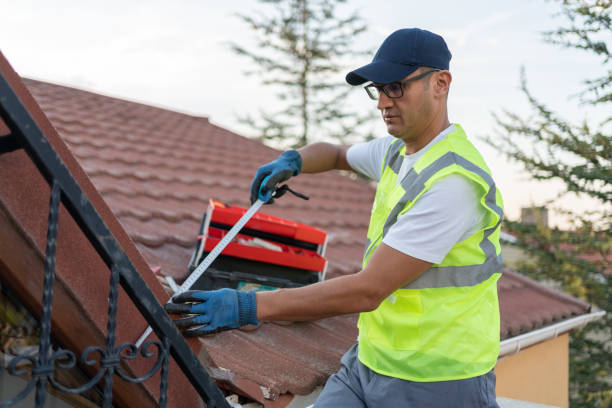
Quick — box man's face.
[375,69,437,142]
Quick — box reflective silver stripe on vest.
[381,168,419,238]
[374,151,503,289]
[363,140,405,262]
[363,236,378,262]
[452,155,503,264]
[364,237,372,259]
[381,139,404,175]
[403,254,503,289]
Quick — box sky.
[1,0,608,227]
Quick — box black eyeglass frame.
[364,68,441,100]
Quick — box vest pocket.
[363,290,423,350]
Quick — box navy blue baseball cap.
[346,28,451,85]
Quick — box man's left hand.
[165,288,258,336]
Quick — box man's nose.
[377,91,393,110]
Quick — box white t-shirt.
[346,124,488,264]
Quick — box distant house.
[0,53,603,408]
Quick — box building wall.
[495,334,569,408]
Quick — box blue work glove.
[250,150,302,204]
[164,289,258,336]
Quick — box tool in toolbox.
[135,181,309,347]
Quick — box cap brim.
[346,61,419,85]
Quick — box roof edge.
[498,309,605,358]
[22,77,210,122]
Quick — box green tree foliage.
[487,1,611,406]
[230,0,375,148]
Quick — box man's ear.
[434,70,452,97]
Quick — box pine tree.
[487,1,611,406]
[230,0,375,148]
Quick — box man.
[167,28,503,407]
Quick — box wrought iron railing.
[0,73,230,407]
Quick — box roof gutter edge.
[498,310,606,359]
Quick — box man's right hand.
[165,289,258,336]
[249,150,302,204]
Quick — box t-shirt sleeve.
[346,136,394,181]
[382,174,489,264]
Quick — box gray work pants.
[314,345,500,408]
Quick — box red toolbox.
[188,199,328,291]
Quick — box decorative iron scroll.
[0,70,230,407]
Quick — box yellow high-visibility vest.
[358,124,504,382]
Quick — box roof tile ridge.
[25,77,211,121]
[99,185,212,204]
[327,235,366,245]
[60,123,241,153]
[201,341,287,399]
[310,315,359,333]
[262,200,370,216]
[229,331,326,385]
[304,186,374,197]
[130,232,194,248]
[278,320,356,346]
[115,208,200,223]
[326,260,361,275]
[298,218,369,229]
[498,268,526,290]
[64,133,264,168]
[69,137,203,163]
[205,121,280,150]
[64,133,195,156]
[40,115,85,126]
[77,152,173,171]
[84,166,246,188]
[74,150,254,180]
[302,170,374,187]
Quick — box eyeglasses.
[364,69,441,100]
